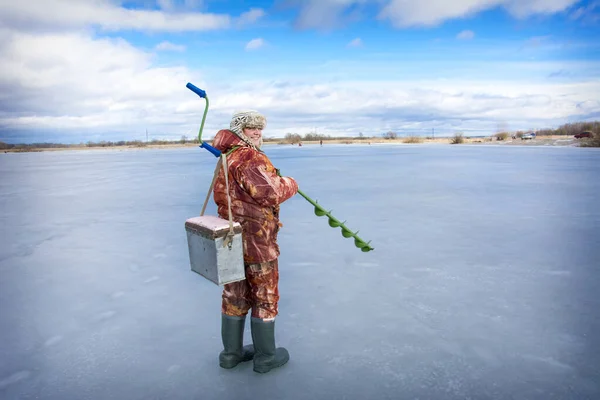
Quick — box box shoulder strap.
[200,154,236,248]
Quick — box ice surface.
[1,144,599,399]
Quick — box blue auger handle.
[186,82,206,98]
[200,142,221,158]
[186,82,216,156]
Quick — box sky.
[0,0,599,143]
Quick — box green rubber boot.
[251,317,289,374]
[219,314,255,369]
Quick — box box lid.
[185,216,243,239]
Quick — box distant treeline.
[0,137,199,150]
[534,121,600,136]
[270,133,363,144]
[0,134,362,150]
[276,121,600,143]
[1,121,598,150]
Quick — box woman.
[211,110,298,373]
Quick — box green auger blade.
[314,203,327,216]
[296,189,374,252]
[354,238,367,248]
[328,217,344,228]
[341,227,354,238]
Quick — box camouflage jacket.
[212,129,298,263]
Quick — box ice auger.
[186,82,374,253]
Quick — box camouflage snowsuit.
[212,129,298,319]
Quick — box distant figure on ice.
[211,110,298,373]
[320,140,323,146]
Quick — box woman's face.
[243,127,263,147]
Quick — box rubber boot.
[251,317,289,373]
[219,314,255,369]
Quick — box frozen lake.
[1,144,599,400]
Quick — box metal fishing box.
[185,215,245,286]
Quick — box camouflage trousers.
[221,259,280,320]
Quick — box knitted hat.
[230,110,267,134]
[229,110,266,150]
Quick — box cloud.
[174,78,600,138]
[524,35,553,47]
[245,38,266,51]
[2,29,598,142]
[457,30,475,40]
[570,1,600,23]
[0,0,238,33]
[347,38,363,47]
[155,41,186,52]
[506,0,579,18]
[0,29,205,141]
[237,8,267,26]
[282,0,581,30]
[286,0,370,30]
[547,69,572,78]
[157,0,203,11]
[157,0,176,11]
[285,0,580,29]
